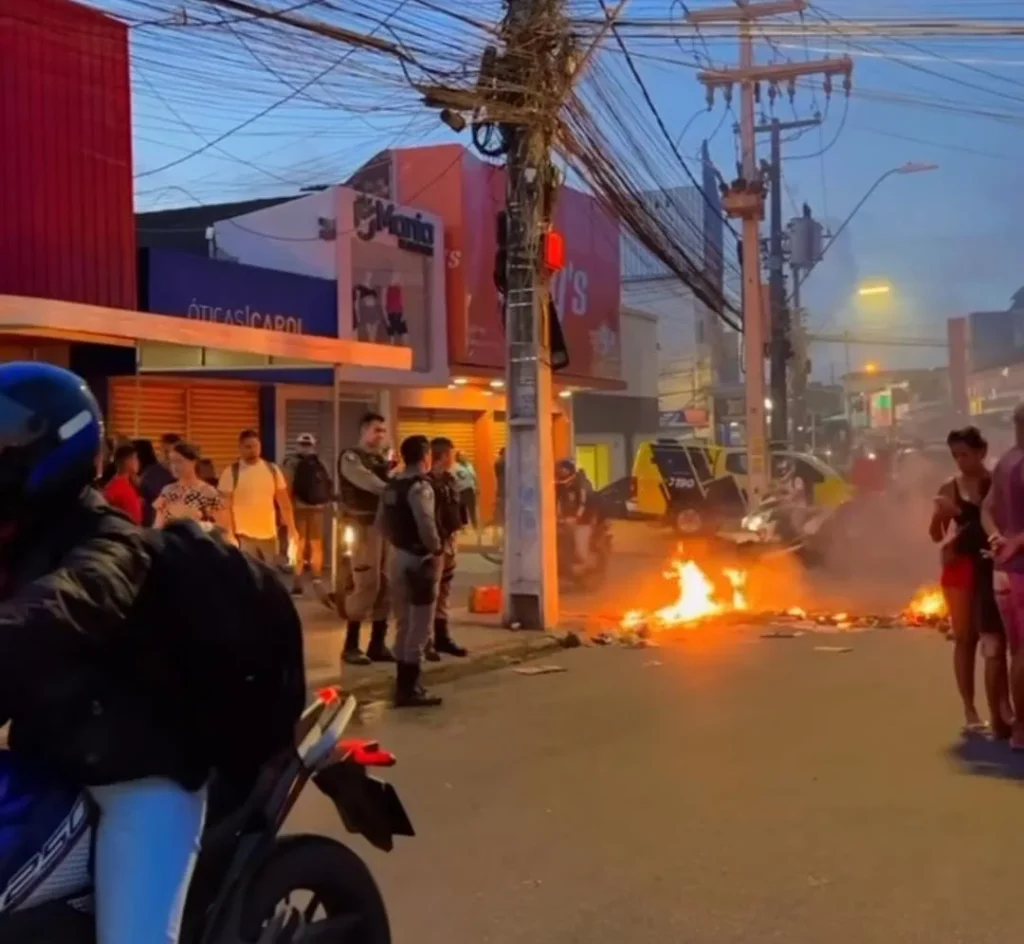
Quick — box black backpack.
[138,521,306,779]
[291,454,332,506]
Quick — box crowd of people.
[95,414,487,708]
[932,405,1024,750]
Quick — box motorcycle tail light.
[338,738,397,767]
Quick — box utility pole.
[789,258,808,446]
[758,116,820,445]
[687,0,851,505]
[499,0,572,630]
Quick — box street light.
[857,284,892,298]
[791,162,938,300]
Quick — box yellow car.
[628,439,851,534]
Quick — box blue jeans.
[88,778,207,944]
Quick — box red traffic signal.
[542,227,565,271]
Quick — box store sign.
[379,145,621,381]
[141,248,337,338]
[352,194,435,257]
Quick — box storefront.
[0,293,412,472]
[138,246,369,466]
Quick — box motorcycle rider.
[337,411,394,665]
[555,458,597,573]
[0,363,232,944]
[425,437,468,661]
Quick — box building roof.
[135,195,307,254]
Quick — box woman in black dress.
[932,427,1012,737]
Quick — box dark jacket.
[0,490,208,790]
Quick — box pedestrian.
[931,427,1011,738]
[102,442,143,525]
[154,441,229,533]
[983,402,1024,749]
[494,446,506,530]
[284,432,333,601]
[453,450,478,532]
[378,435,443,708]
[218,429,297,564]
[337,412,394,665]
[426,437,469,661]
[139,433,181,526]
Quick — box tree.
[1011,286,1024,310]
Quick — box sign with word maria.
[352,193,436,257]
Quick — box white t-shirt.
[218,459,286,540]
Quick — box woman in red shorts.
[931,427,1012,737]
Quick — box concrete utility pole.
[499,0,571,630]
[687,0,851,505]
[758,116,820,445]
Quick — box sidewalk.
[298,595,562,699]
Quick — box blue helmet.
[0,362,103,518]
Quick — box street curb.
[307,631,565,701]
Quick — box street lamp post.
[818,162,938,270]
[792,161,938,300]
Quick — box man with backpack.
[285,432,333,599]
[218,429,297,564]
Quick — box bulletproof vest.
[338,448,390,520]
[380,476,428,554]
[430,471,462,541]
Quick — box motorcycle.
[735,494,836,568]
[0,687,412,944]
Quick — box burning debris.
[615,550,950,639]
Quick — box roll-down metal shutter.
[186,383,260,474]
[396,409,477,466]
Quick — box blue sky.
[113,0,1024,377]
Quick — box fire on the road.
[621,558,748,631]
[906,587,947,619]
[619,550,949,632]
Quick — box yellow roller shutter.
[396,409,477,465]
[186,383,260,474]
[108,378,187,443]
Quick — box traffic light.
[494,210,569,372]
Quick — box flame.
[906,587,947,619]
[622,557,748,630]
[786,606,807,618]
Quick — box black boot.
[393,662,442,708]
[366,620,395,663]
[434,619,468,658]
[342,621,370,666]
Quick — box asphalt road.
[285,626,1024,944]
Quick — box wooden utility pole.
[687,0,851,503]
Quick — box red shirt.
[103,474,143,525]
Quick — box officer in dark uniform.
[425,437,469,661]
[337,411,393,665]
[377,435,444,708]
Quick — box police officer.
[425,437,468,661]
[377,435,444,708]
[338,411,393,665]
